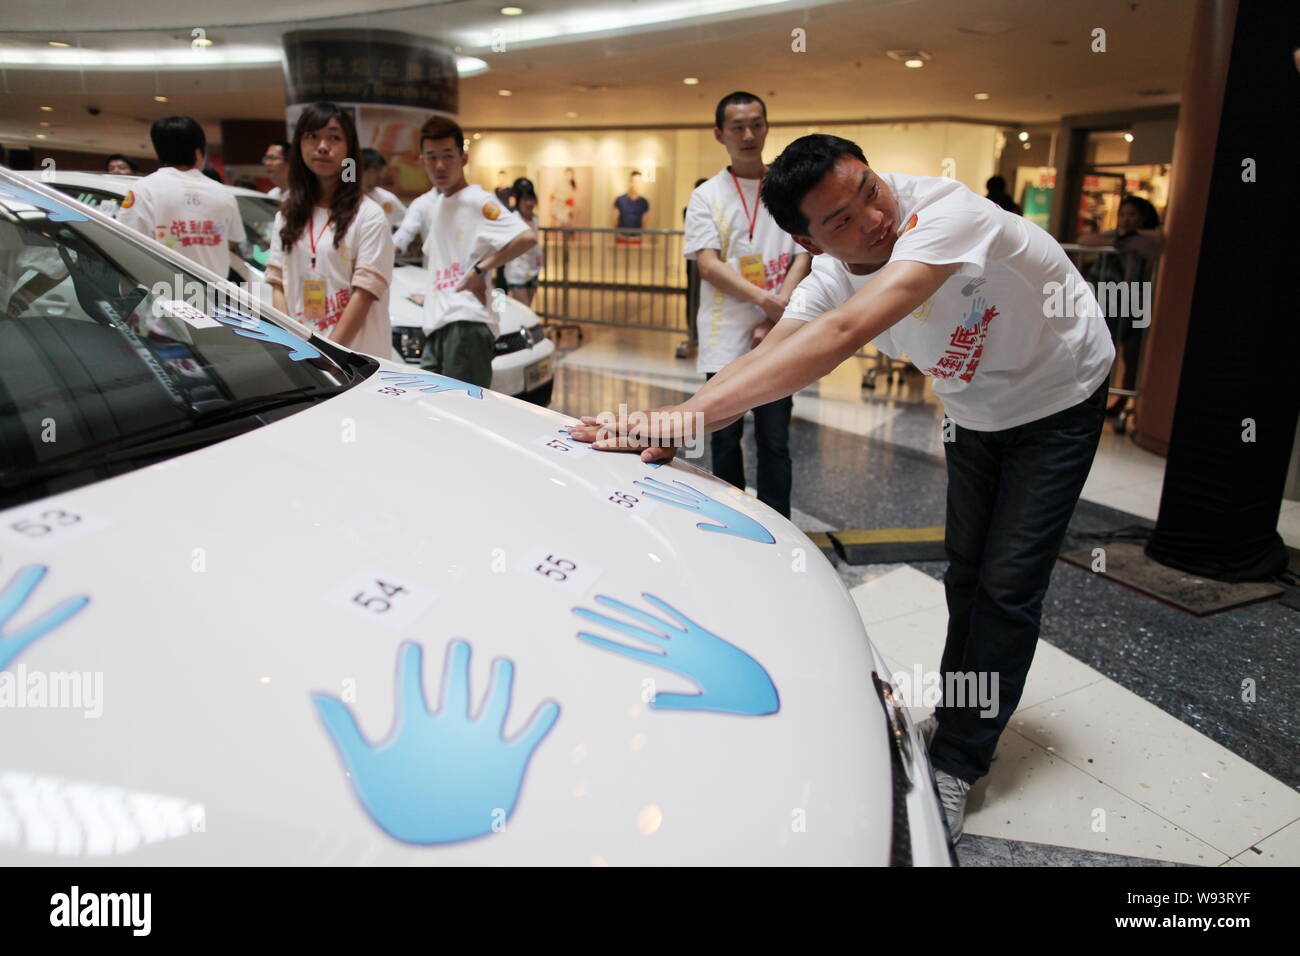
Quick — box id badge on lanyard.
[304,211,330,321]
[738,253,766,288]
[302,278,327,321]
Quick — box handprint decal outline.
[312,640,559,845]
[211,306,324,361]
[0,564,89,672]
[631,476,775,544]
[376,370,484,400]
[573,593,779,716]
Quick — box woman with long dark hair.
[1079,194,1164,414]
[267,102,394,358]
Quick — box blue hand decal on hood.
[312,640,559,845]
[376,371,484,400]
[573,593,779,716]
[210,305,323,362]
[631,476,775,544]
[0,564,89,671]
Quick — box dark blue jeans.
[929,382,1107,784]
[704,372,793,518]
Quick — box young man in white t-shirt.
[683,92,811,518]
[262,141,290,201]
[570,134,1113,842]
[361,148,409,229]
[410,115,537,388]
[117,115,245,279]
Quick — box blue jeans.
[929,382,1107,784]
[704,372,793,518]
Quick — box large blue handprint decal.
[211,305,324,361]
[376,370,484,400]
[312,640,559,845]
[0,564,89,671]
[631,476,775,544]
[573,593,779,716]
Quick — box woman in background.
[1079,194,1164,415]
[504,178,543,307]
[267,102,394,359]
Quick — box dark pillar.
[1144,0,1300,580]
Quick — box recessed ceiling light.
[47,41,70,48]
[973,92,991,101]
[192,37,213,48]
[904,58,925,69]
[472,132,482,140]
[682,77,699,85]
[1017,130,1029,141]
[498,89,512,96]
[501,6,524,14]
[39,121,50,127]
[1021,142,1031,150]
[40,105,54,111]
[1123,132,1134,142]
[154,95,169,103]
[565,111,578,118]
[35,133,48,139]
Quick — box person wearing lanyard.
[266,102,395,359]
[682,91,811,518]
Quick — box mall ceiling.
[1,0,1195,154]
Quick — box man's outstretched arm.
[569,258,959,457]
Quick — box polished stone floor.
[548,325,1300,868]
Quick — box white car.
[0,169,952,865]
[19,170,555,406]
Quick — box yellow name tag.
[302,279,326,321]
[739,254,765,288]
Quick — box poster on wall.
[538,166,593,229]
[472,165,530,206]
[607,166,657,235]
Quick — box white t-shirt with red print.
[266,197,395,359]
[784,173,1114,432]
[116,166,245,278]
[418,183,532,336]
[684,167,801,373]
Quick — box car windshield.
[0,175,372,510]
[234,194,277,271]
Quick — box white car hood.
[0,369,895,865]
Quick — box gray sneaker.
[917,714,938,749]
[933,768,972,843]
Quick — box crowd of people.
[87,92,1165,843]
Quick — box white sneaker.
[933,768,972,843]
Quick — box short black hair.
[150,115,206,168]
[420,115,464,154]
[105,153,139,173]
[714,91,767,131]
[1119,194,1161,229]
[986,175,1007,194]
[761,134,868,236]
[269,141,291,159]
[361,148,386,170]
[511,177,537,202]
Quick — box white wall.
[462,121,999,228]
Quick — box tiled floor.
[549,325,1300,867]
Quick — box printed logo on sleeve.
[898,212,919,237]
[482,202,501,220]
[120,190,136,209]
